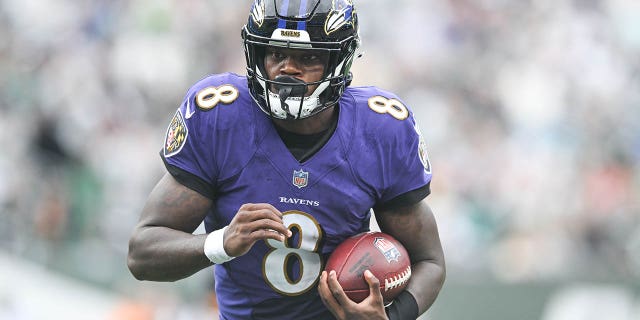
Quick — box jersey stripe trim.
[373,183,431,212]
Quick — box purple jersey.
[162,73,432,319]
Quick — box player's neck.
[272,106,337,135]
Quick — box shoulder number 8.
[196,85,239,110]
[368,96,409,120]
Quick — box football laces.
[384,266,412,291]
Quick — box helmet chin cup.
[274,76,307,115]
[274,75,307,97]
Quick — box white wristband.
[204,226,235,264]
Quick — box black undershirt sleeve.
[373,183,431,212]
[160,151,216,199]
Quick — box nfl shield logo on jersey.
[292,169,309,188]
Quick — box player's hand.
[318,269,388,320]
[223,203,292,257]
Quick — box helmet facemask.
[242,0,360,120]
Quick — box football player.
[127,0,445,319]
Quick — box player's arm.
[127,172,292,282]
[127,172,213,282]
[375,198,446,317]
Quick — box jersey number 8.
[263,211,323,296]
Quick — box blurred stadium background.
[1,0,639,319]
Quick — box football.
[324,232,412,303]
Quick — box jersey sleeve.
[378,115,432,205]
[160,81,219,199]
[349,87,433,207]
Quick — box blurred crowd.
[1,0,639,318]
